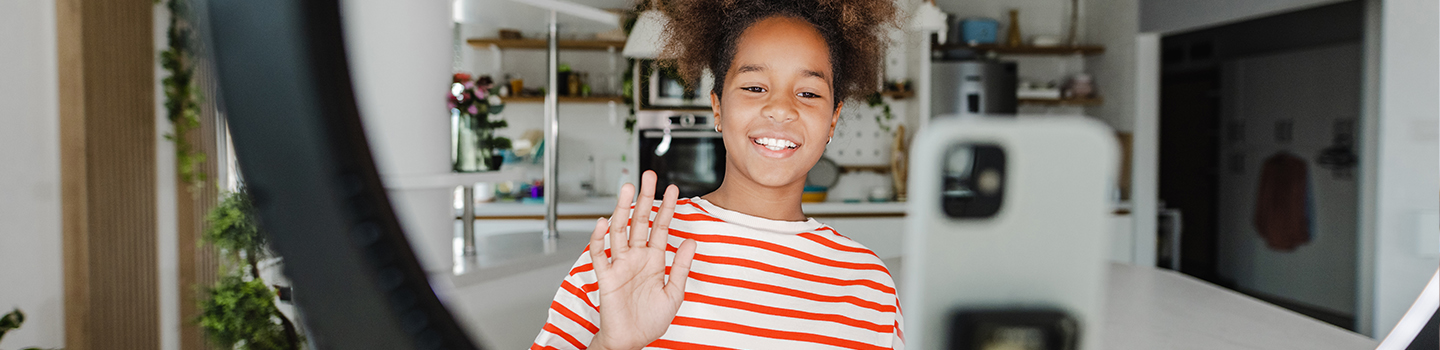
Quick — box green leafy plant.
[199,277,294,350]
[0,308,59,350]
[621,3,644,135]
[0,308,22,345]
[866,92,896,132]
[204,188,269,278]
[159,0,207,190]
[199,189,302,350]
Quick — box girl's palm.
[589,171,697,350]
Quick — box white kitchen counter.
[453,200,1139,284]
[1101,263,1376,349]
[450,207,909,286]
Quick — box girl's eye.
[798,92,822,99]
[742,86,766,93]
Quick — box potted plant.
[449,73,512,172]
[198,188,304,350]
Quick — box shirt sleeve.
[531,243,605,350]
[892,296,906,350]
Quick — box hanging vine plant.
[160,0,207,190]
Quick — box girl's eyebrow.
[736,64,827,81]
[800,69,827,80]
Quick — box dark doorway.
[1158,0,1364,330]
[1159,68,1222,282]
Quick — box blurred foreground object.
[904,117,1117,350]
[208,0,480,348]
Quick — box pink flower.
[467,105,479,115]
[453,72,472,83]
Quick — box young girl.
[533,0,899,348]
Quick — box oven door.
[639,129,726,198]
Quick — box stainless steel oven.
[637,110,726,198]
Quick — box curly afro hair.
[659,0,898,105]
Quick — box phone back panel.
[902,117,1118,350]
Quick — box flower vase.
[486,154,504,171]
[453,113,480,172]
[476,125,503,171]
[470,114,495,171]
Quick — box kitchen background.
[424,1,1141,347]
[0,0,1435,349]
[336,0,1437,348]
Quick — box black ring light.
[207,1,481,349]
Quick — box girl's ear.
[710,91,722,129]
[829,100,844,140]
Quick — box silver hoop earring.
[715,125,721,133]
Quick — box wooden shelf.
[466,38,626,51]
[839,165,891,173]
[880,90,914,99]
[502,95,625,103]
[933,44,1105,56]
[1018,97,1104,106]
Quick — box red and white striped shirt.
[532,197,904,350]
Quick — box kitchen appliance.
[637,110,726,198]
[639,60,715,110]
[931,59,1018,118]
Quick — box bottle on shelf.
[1005,9,1023,48]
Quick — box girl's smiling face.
[711,16,842,189]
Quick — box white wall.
[1083,0,1139,132]
[1139,0,1349,34]
[341,0,460,275]
[1216,44,1362,315]
[153,6,182,350]
[1361,0,1440,337]
[0,0,64,348]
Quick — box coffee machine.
[931,59,1018,118]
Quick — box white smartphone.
[902,116,1118,350]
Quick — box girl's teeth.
[754,137,797,150]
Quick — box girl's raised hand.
[588,170,698,350]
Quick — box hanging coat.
[1253,152,1312,251]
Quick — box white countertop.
[449,230,592,286]
[470,197,908,218]
[1101,263,1377,349]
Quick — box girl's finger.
[630,171,658,248]
[648,184,679,249]
[609,183,635,254]
[588,217,610,273]
[665,238,698,299]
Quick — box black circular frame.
[207,1,481,349]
